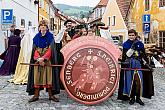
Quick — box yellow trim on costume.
[135,51,139,56]
[122,70,143,97]
[137,70,143,97]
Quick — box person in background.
[61,20,75,45]
[92,22,105,36]
[9,24,15,37]
[64,19,75,39]
[19,26,25,39]
[0,29,21,76]
[72,24,88,39]
[54,20,75,90]
[4,25,16,49]
[3,32,8,50]
[87,24,96,36]
[9,26,37,85]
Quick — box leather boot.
[28,89,39,102]
[48,88,59,102]
[136,97,145,106]
[129,96,135,105]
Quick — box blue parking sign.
[1,9,13,24]
[143,14,150,23]
[143,23,150,33]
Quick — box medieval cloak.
[9,28,36,84]
[68,28,75,39]
[55,42,64,90]
[117,39,154,100]
[54,28,65,90]
[26,30,61,95]
[0,35,21,76]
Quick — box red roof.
[116,0,134,25]
[55,12,60,17]
[97,0,109,6]
[94,0,109,9]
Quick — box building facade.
[0,0,38,52]
[0,0,38,32]
[128,0,165,48]
[87,0,108,26]
[102,0,128,42]
[38,0,56,33]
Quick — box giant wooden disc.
[60,36,121,105]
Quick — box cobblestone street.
[0,69,165,110]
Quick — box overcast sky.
[52,0,100,7]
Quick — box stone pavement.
[0,69,165,110]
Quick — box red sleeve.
[41,48,51,60]
[34,50,40,60]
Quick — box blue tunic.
[122,39,144,97]
[33,30,54,48]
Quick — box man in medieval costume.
[54,19,75,90]
[72,24,88,39]
[92,22,106,36]
[117,29,154,106]
[9,26,37,84]
[64,19,75,39]
[27,20,60,102]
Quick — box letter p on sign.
[1,9,13,24]
[4,11,10,19]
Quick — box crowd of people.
[0,19,164,105]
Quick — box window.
[28,21,32,26]
[144,38,150,44]
[159,0,165,7]
[112,16,116,26]
[50,18,54,31]
[13,16,16,25]
[145,0,150,11]
[159,31,165,48]
[100,8,102,17]
[108,17,111,26]
[21,19,25,28]
[59,24,61,30]
[54,24,57,30]
[96,9,99,18]
[39,0,44,8]
[144,33,150,44]
[46,3,49,13]
[39,0,42,7]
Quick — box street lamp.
[34,0,39,23]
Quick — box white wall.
[0,0,38,32]
[94,7,106,19]
[0,0,38,52]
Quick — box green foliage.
[54,4,93,18]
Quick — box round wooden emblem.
[60,36,121,105]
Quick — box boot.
[28,89,39,102]
[48,88,59,102]
[136,97,145,106]
[136,88,145,106]
[129,96,135,105]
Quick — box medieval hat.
[93,22,105,27]
[14,29,21,36]
[75,24,85,29]
[39,20,48,27]
[64,19,73,26]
